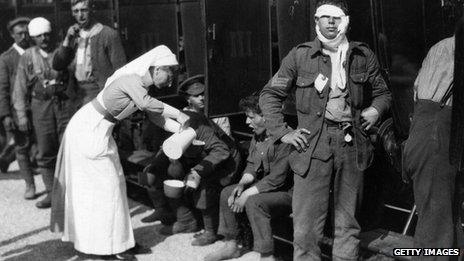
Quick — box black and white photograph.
[0,0,463,260]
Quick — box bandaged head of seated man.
[315,0,349,45]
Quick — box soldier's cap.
[7,17,31,32]
[178,74,205,96]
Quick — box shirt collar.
[39,48,49,58]
[254,130,269,142]
[12,43,25,55]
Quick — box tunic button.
[322,58,328,63]
[316,112,322,117]
[319,94,324,99]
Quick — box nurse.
[50,45,189,260]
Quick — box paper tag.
[192,139,206,146]
[76,48,85,65]
[314,74,328,93]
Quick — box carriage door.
[204,0,272,117]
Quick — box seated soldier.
[204,95,292,261]
[144,109,241,246]
[180,74,231,136]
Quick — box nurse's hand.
[177,111,190,130]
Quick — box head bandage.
[315,4,349,39]
[315,4,350,90]
[105,45,178,87]
[28,17,51,37]
[315,4,345,18]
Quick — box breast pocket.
[349,72,368,108]
[295,74,317,113]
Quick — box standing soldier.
[0,17,35,199]
[13,17,72,209]
[403,17,464,260]
[259,1,391,260]
[53,0,126,109]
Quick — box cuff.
[370,102,386,118]
[16,111,27,123]
[193,160,214,177]
[161,103,180,119]
[271,126,293,144]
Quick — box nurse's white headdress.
[105,45,178,87]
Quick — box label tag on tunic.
[344,133,353,143]
[314,74,328,93]
[76,48,85,65]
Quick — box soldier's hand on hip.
[18,117,30,132]
[2,116,16,131]
[361,106,379,131]
[281,128,311,152]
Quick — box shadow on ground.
[0,172,22,181]
[2,239,77,261]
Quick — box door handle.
[208,23,216,40]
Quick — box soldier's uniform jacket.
[0,47,21,120]
[13,46,70,123]
[260,38,391,176]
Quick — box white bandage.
[28,17,51,37]
[315,4,345,18]
[315,4,349,34]
[161,103,181,119]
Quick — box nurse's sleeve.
[118,76,180,118]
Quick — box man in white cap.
[13,17,73,209]
[259,0,391,260]
[53,0,126,109]
[0,17,36,199]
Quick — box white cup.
[162,127,196,160]
[163,179,185,198]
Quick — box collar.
[12,43,26,55]
[38,48,49,58]
[303,38,368,57]
[79,22,103,39]
[254,131,269,142]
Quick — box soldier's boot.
[36,168,54,208]
[18,153,35,200]
[160,198,198,235]
[203,240,242,261]
[192,207,219,246]
[141,188,174,224]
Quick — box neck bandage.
[315,4,350,90]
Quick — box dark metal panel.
[205,0,271,117]
[16,0,56,27]
[276,0,313,60]
[118,2,179,97]
[180,0,206,77]
[0,5,15,53]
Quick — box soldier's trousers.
[293,124,363,261]
[31,98,71,170]
[218,184,292,254]
[404,100,464,261]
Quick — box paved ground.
[0,170,262,261]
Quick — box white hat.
[105,45,178,87]
[28,17,51,37]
